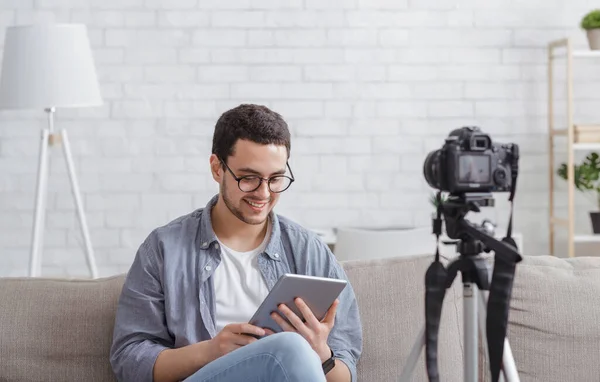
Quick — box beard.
[220,176,269,226]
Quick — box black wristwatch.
[322,349,336,375]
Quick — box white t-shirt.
[213,222,271,333]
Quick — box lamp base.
[29,109,98,279]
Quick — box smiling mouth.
[245,199,268,209]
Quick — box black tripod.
[399,193,522,382]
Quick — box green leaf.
[581,9,600,29]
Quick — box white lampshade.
[0,23,103,110]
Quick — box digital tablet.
[248,273,347,335]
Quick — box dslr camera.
[423,126,519,194]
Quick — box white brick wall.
[1,0,599,277]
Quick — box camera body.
[423,126,519,194]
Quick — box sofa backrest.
[0,275,124,382]
[0,253,464,382]
[3,253,600,382]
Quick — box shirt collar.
[199,194,283,261]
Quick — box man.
[110,104,363,382]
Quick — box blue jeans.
[184,332,327,382]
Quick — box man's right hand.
[207,323,266,361]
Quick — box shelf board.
[552,50,600,58]
[575,235,600,242]
[573,143,600,150]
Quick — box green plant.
[557,152,600,210]
[581,9,600,30]
[429,192,448,208]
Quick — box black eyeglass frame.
[219,158,295,193]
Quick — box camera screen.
[458,155,490,183]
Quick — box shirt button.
[214,243,220,250]
[202,242,208,248]
[273,253,279,258]
[205,265,212,271]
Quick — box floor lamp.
[0,24,103,278]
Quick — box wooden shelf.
[575,235,600,243]
[548,38,600,257]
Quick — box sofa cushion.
[0,275,125,382]
[342,253,464,382]
[503,255,600,382]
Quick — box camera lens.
[423,150,441,190]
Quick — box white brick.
[70,10,124,27]
[158,11,209,27]
[447,10,473,27]
[280,84,333,99]
[296,192,350,208]
[305,0,356,9]
[145,66,195,82]
[231,83,281,99]
[111,101,164,119]
[344,48,396,63]
[211,11,265,27]
[164,101,218,118]
[68,228,120,248]
[193,30,246,46]
[408,0,456,9]
[274,30,327,47]
[125,11,157,26]
[97,66,145,82]
[86,194,140,211]
[249,66,302,82]
[125,48,177,64]
[248,31,275,47]
[196,0,250,8]
[16,9,69,24]
[356,65,386,81]
[0,0,32,7]
[372,136,424,154]
[312,173,364,192]
[379,30,409,46]
[410,29,512,47]
[327,29,379,46]
[348,119,400,136]
[264,11,345,28]
[449,48,501,63]
[428,101,474,117]
[144,0,197,8]
[250,0,302,8]
[324,101,353,118]
[180,49,211,63]
[474,10,565,28]
[377,102,428,118]
[396,49,450,64]
[295,120,347,136]
[388,65,438,81]
[304,65,355,82]
[80,158,132,174]
[513,29,569,47]
[93,49,124,64]
[90,0,143,8]
[106,29,190,47]
[411,83,464,100]
[501,48,546,64]
[437,65,520,81]
[270,101,323,118]
[99,174,154,192]
[348,154,400,173]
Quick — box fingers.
[294,298,320,328]
[322,299,339,328]
[225,323,265,337]
[271,309,298,332]
[231,333,259,347]
[275,303,310,335]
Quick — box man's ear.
[209,154,222,182]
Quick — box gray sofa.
[1,253,600,382]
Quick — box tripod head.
[433,192,520,262]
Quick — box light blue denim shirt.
[109,195,363,382]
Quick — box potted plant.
[581,9,600,50]
[557,152,600,233]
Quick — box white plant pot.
[587,29,600,50]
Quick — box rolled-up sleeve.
[109,234,173,382]
[311,238,363,382]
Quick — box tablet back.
[249,274,347,333]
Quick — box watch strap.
[322,348,336,375]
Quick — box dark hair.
[212,104,291,163]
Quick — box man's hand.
[271,298,339,362]
[207,323,265,362]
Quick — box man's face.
[211,139,289,225]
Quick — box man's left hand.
[270,297,339,362]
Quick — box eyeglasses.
[220,159,295,193]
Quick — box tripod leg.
[29,128,50,277]
[399,325,425,382]
[464,282,478,382]
[477,290,521,382]
[60,128,98,279]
